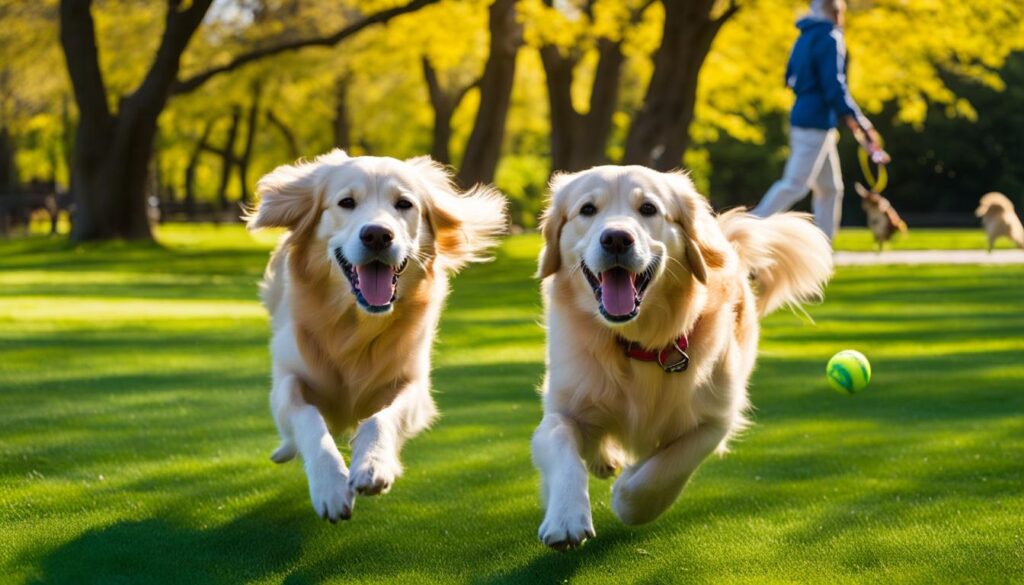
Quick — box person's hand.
[868,144,891,165]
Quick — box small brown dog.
[855,182,907,252]
[975,192,1024,251]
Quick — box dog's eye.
[395,198,414,211]
[639,202,658,217]
[580,203,597,217]
[338,197,356,209]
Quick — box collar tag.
[620,334,690,373]
[657,337,690,373]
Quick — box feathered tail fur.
[719,209,834,316]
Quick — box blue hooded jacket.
[786,18,871,131]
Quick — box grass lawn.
[1,224,1022,584]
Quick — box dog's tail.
[719,209,834,317]
[976,192,1014,217]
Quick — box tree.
[59,0,439,242]
[532,0,650,172]
[621,0,738,169]
[422,56,478,164]
[456,0,522,187]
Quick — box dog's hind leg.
[271,372,352,522]
[349,382,437,497]
[532,413,595,550]
[611,421,729,526]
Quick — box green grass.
[831,228,1020,251]
[1,225,1022,584]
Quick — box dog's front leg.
[349,381,437,497]
[612,421,729,526]
[532,412,595,550]
[271,373,352,522]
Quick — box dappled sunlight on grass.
[1,226,1022,583]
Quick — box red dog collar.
[618,333,690,373]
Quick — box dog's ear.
[664,172,726,285]
[407,156,508,272]
[247,150,348,232]
[537,204,565,279]
[855,182,871,199]
[536,172,578,279]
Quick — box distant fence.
[156,200,246,224]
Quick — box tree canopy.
[2,0,1022,234]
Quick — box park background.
[1,1,1023,583]
[1,0,1023,234]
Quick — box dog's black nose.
[600,229,634,255]
[360,224,394,252]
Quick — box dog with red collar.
[531,166,834,550]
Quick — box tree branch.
[134,0,214,107]
[172,0,441,95]
[713,0,740,29]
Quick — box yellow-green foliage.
[3,0,1022,210]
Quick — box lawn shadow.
[29,497,306,585]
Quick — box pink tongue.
[600,268,637,317]
[355,262,396,307]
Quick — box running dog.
[250,150,506,521]
[532,165,833,549]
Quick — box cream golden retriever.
[975,192,1023,251]
[249,149,506,522]
[531,166,833,549]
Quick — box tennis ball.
[826,350,871,394]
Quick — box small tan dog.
[532,166,833,549]
[975,192,1023,251]
[249,150,506,522]
[855,182,907,252]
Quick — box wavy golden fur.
[531,166,832,549]
[251,150,506,521]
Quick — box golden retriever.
[531,165,833,549]
[855,182,907,252]
[248,149,506,522]
[975,192,1023,251]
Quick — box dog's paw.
[348,457,401,496]
[306,453,353,522]
[538,508,595,551]
[270,441,297,464]
[611,471,669,526]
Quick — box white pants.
[752,127,844,240]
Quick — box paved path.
[834,249,1024,266]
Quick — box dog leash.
[855,132,888,193]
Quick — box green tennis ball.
[826,350,871,394]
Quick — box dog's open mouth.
[335,249,408,313]
[581,258,659,323]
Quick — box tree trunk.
[422,57,477,165]
[540,37,624,173]
[0,126,14,192]
[61,0,213,242]
[622,0,736,170]
[237,81,263,206]
[422,57,454,164]
[214,106,240,211]
[266,110,299,159]
[334,76,352,151]
[60,0,431,242]
[456,0,521,187]
[184,118,215,219]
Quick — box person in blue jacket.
[752,0,890,240]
